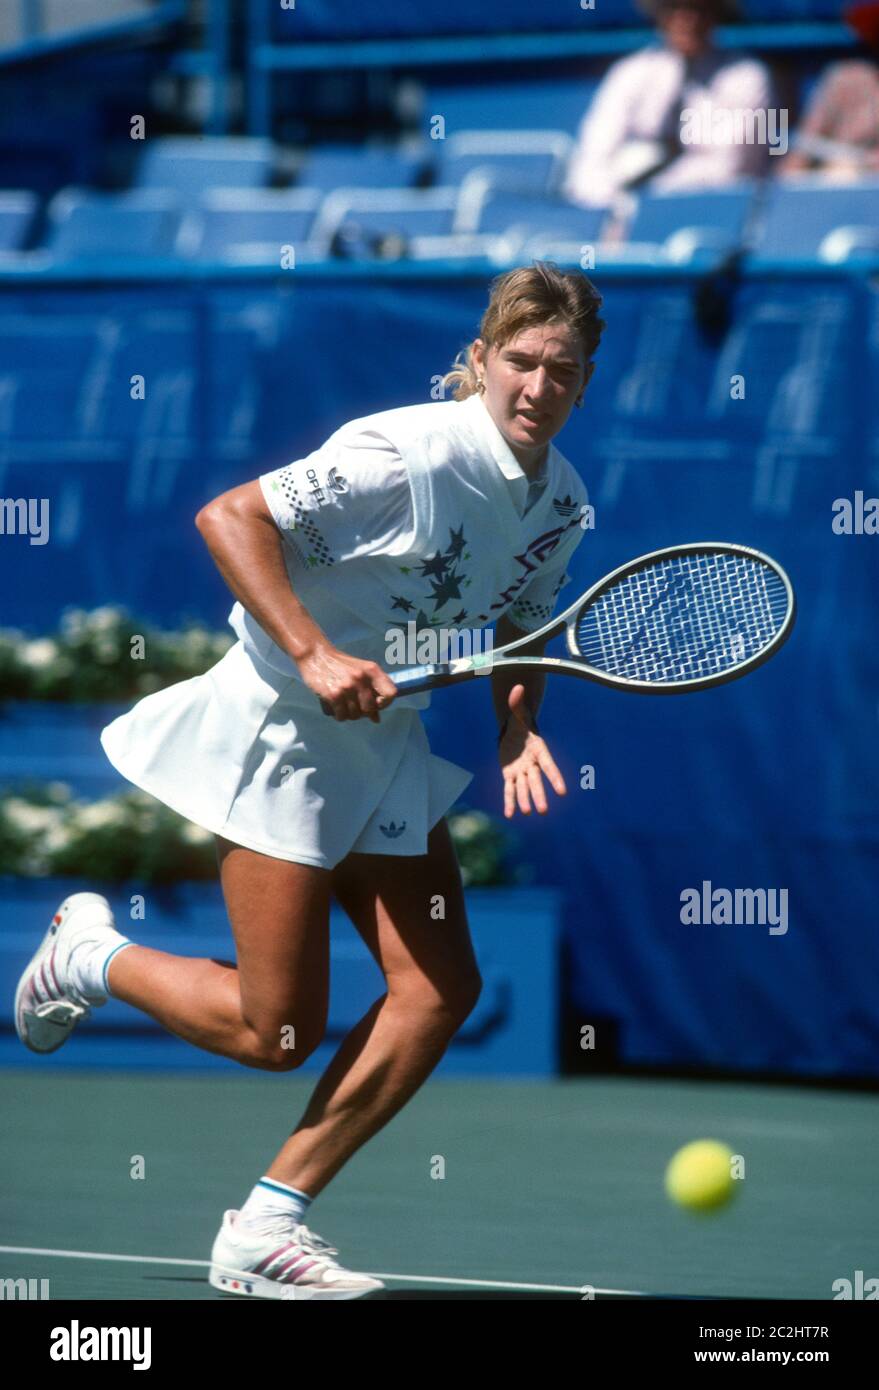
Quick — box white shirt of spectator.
[564,44,774,208]
[228,391,588,709]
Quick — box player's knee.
[416,972,483,1029]
[245,1027,323,1072]
[251,1045,316,1073]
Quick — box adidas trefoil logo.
[379,820,407,839]
[553,493,578,519]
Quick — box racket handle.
[392,662,483,693]
[319,662,475,716]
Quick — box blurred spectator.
[780,2,879,181]
[563,0,775,208]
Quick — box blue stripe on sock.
[258,1178,312,1202]
[102,940,134,994]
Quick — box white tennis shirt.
[228,391,590,710]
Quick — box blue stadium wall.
[270,0,844,38]
[1,263,877,1080]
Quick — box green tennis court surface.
[1,1071,874,1300]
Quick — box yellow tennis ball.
[664,1140,737,1211]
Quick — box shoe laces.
[292,1223,340,1262]
[237,1213,340,1264]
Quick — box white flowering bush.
[0,607,234,701]
[0,788,524,887]
[0,783,216,882]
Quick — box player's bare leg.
[107,844,333,1069]
[261,818,482,1197]
[108,820,481,1196]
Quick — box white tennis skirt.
[99,640,474,869]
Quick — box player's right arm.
[195,481,397,722]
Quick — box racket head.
[564,542,796,692]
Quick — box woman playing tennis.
[15,261,605,1299]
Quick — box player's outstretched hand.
[300,641,399,722]
[498,684,566,818]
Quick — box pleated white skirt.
[99,640,473,869]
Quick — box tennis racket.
[319,542,795,711]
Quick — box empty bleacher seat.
[749,179,879,263]
[44,190,185,262]
[417,185,607,265]
[181,189,324,264]
[0,191,38,251]
[624,185,757,263]
[134,137,275,202]
[423,80,598,139]
[311,188,460,258]
[296,143,427,191]
[461,182,607,241]
[401,234,513,263]
[434,130,574,197]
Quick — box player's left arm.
[492,613,567,819]
[492,613,547,734]
[491,492,587,816]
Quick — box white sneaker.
[209,1210,385,1300]
[14,892,121,1054]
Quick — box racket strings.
[574,552,789,683]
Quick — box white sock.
[68,935,135,1001]
[238,1177,313,1231]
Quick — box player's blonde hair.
[440,261,606,402]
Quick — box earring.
[477,378,485,394]
[575,396,584,408]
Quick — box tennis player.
[15,261,605,1299]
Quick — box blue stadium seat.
[0,191,38,251]
[405,191,608,263]
[296,143,427,191]
[134,137,275,202]
[464,185,607,242]
[424,80,598,139]
[625,185,757,262]
[402,234,512,262]
[311,188,460,258]
[182,189,324,264]
[433,130,574,197]
[44,190,185,262]
[749,179,879,263]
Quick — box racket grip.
[318,662,468,717]
[392,663,469,693]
